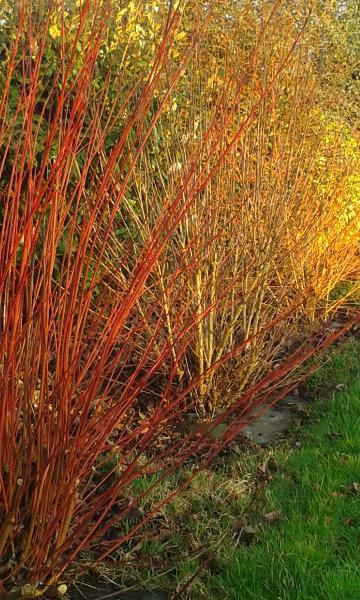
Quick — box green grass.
[201,339,360,600]
[94,338,360,599]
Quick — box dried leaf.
[0,560,12,576]
[263,510,281,523]
[291,405,310,419]
[257,456,278,477]
[158,528,171,540]
[326,431,343,440]
[348,482,360,495]
[257,460,268,475]
[57,584,67,596]
[267,457,279,472]
[331,491,345,500]
[233,525,258,545]
[132,540,143,552]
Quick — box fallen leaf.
[267,457,279,472]
[233,525,258,545]
[263,510,281,523]
[58,584,67,596]
[326,431,343,440]
[131,540,143,552]
[331,491,345,500]
[257,456,278,477]
[348,482,360,495]
[232,444,242,455]
[0,561,11,576]
[257,460,268,475]
[291,405,310,419]
[340,453,351,462]
[190,540,201,551]
[158,528,171,540]
[21,584,36,597]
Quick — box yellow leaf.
[176,31,187,41]
[49,23,61,39]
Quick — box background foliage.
[0,0,358,594]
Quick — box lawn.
[95,338,360,599]
[202,339,360,600]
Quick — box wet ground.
[179,392,308,446]
[70,577,168,600]
[241,394,308,444]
